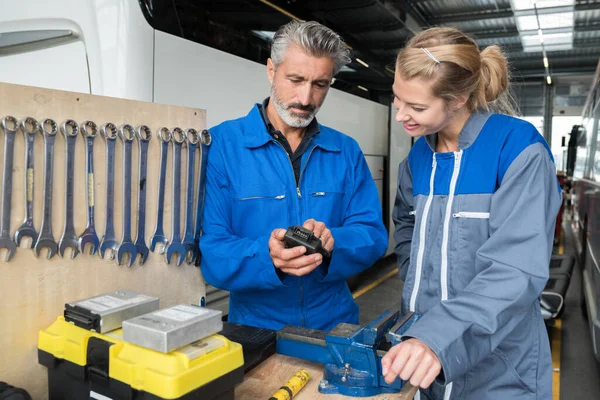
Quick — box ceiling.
[144,0,600,101]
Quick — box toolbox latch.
[87,337,113,384]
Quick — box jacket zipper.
[452,211,490,219]
[297,145,317,327]
[272,140,318,327]
[440,151,462,400]
[410,154,437,312]
[441,151,462,302]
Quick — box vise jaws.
[276,310,421,397]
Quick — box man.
[200,20,387,331]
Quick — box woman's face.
[392,73,455,138]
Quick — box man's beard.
[270,83,321,128]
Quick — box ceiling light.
[357,85,368,92]
[547,76,552,85]
[356,58,369,68]
[543,56,549,67]
[510,0,574,11]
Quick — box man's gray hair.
[270,20,351,76]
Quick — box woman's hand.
[381,338,442,389]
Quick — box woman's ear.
[454,93,469,110]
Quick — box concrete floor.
[354,234,600,398]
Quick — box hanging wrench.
[58,120,80,259]
[34,118,59,259]
[99,123,118,260]
[165,127,187,266]
[14,117,40,249]
[0,116,19,261]
[78,121,100,255]
[133,125,151,265]
[182,128,199,264]
[193,129,212,267]
[116,124,138,267]
[150,127,171,254]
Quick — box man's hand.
[381,338,442,389]
[302,219,334,252]
[269,228,323,276]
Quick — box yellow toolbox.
[38,317,244,400]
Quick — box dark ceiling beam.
[362,38,408,51]
[514,2,600,16]
[471,29,520,40]
[427,2,600,25]
[259,0,394,77]
[342,21,407,34]
[428,8,513,24]
[513,65,597,78]
[470,24,600,42]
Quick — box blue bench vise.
[276,310,421,397]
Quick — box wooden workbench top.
[235,354,400,400]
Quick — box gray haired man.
[200,20,388,330]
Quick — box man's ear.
[267,58,275,84]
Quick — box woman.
[382,27,561,399]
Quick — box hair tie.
[420,47,440,64]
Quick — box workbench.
[236,354,397,400]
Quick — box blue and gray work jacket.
[393,113,561,400]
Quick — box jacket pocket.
[493,349,536,394]
[454,210,490,286]
[231,183,289,237]
[305,182,347,227]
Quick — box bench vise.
[276,310,421,397]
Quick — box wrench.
[14,117,40,249]
[193,129,212,267]
[150,127,171,254]
[182,128,199,264]
[99,123,118,260]
[58,120,80,259]
[0,116,19,261]
[34,118,59,259]
[116,124,138,267]
[78,121,100,255]
[165,127,187,266]
[133,125,151,265]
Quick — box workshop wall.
[0,82,207,399]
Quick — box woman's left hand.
[381,338,442,389]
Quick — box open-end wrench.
[99,123,118,260]
[58,120,80,259]
[133,125,151,265]
[193,129,212,267]
[34,118,59,259]
[0,116,19,261]
[182,128,199,264]
[116,124,138,267]
[150,127,171,254]
[78,121,100,255]
[14,117,40,249]
[165,127,187,266]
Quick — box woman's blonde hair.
[396,27,518,116]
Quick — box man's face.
[267,45,334,128]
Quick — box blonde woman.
[384,27,560,399]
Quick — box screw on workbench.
[319,380,328,388]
